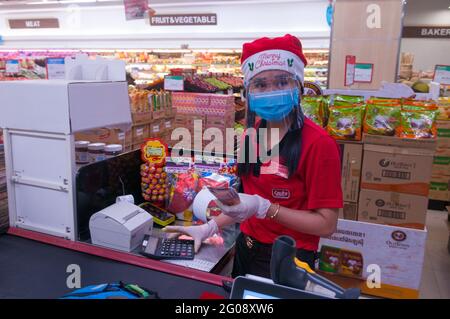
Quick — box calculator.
[140,235,195,260]
[139,202,175,227]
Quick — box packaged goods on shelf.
[302,96,326,127]
[184,76,218,93]
[217,76,244,89]
[437,120,450,148]
[363,102,401,136]
[318,219,427,299]
[437,97,450,121]
[400,108,437,139]
[327,104,364,141]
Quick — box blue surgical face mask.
[248,87,300,121]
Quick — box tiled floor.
[420,210,450,299]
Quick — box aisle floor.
[420,210,450,299]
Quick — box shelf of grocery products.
[0,48,329,86]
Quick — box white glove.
[162,219,219,253]
[215,193,271,223]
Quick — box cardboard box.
[338,201,358,220]
[318,219,427,299]
[360,143,434,197]
[132,124,149,143]
[149,120,163,138]
[162,117,174,134]
[358,189,427,229]
[131,111,152,125]
[338,141,363,203]
[75,127,132,146]
[431,155,450,176]
[362,134,437,150]
[429,175,450,201]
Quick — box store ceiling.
[0,0,275,8]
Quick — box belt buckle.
[245,236,254,249]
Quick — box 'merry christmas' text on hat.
[241,34,308,86]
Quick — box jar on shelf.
[104,144,123,159]
[75,141,90,164]
[87,143,106,163]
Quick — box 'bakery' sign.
[403,26,450,38]
[150,14,217,26]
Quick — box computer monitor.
[230,276,332,299]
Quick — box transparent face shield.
[246,71,304,131]
[239,71,305,171]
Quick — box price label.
[47,57,65,79]
[354,63,374,83]
[164,75,184,91]
[433,65,450,85]
[6,60,19,73]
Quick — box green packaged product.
[327,105,364,140]
[302,96,324,127]
[332,94,364,106]
[204,78,231,90]
[363,104,401,136]
[400,109,437,139]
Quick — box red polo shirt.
[240,118,343,251]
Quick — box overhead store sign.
[403,26,450,38]
[123,0,148,20]
[150,14,217,26]
[9,18,59,29]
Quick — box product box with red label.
[318,219,427,299]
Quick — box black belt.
[243,234,273,250]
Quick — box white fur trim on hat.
[242,49,305,86]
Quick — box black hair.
[237,84,304,179]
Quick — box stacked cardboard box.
[429,120,450,202]
[171,92,235,151]
[337,141,363,220]
[75,127,133,152]
[0,143,8,233]
[357,135,435,230]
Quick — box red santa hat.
[241,34,307,86]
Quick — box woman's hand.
[215,193,271,223]
[162,219,219,253]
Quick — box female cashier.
[164,34,343,279]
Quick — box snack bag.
[302,96,324,127]
[437,97,450,121]
[332,94,364,106]
[327,105,364,140]
[400,109,437,139]
[363,103,401,136]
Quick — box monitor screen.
[242,290,279,300]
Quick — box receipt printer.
[89,201,153,252]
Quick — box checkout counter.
[75,149,240,274]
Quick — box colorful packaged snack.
[302,96,324,127]
[327,105,364,140]
[332,94,364,106]
[400,109,437,139]
[363,103,401,136]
